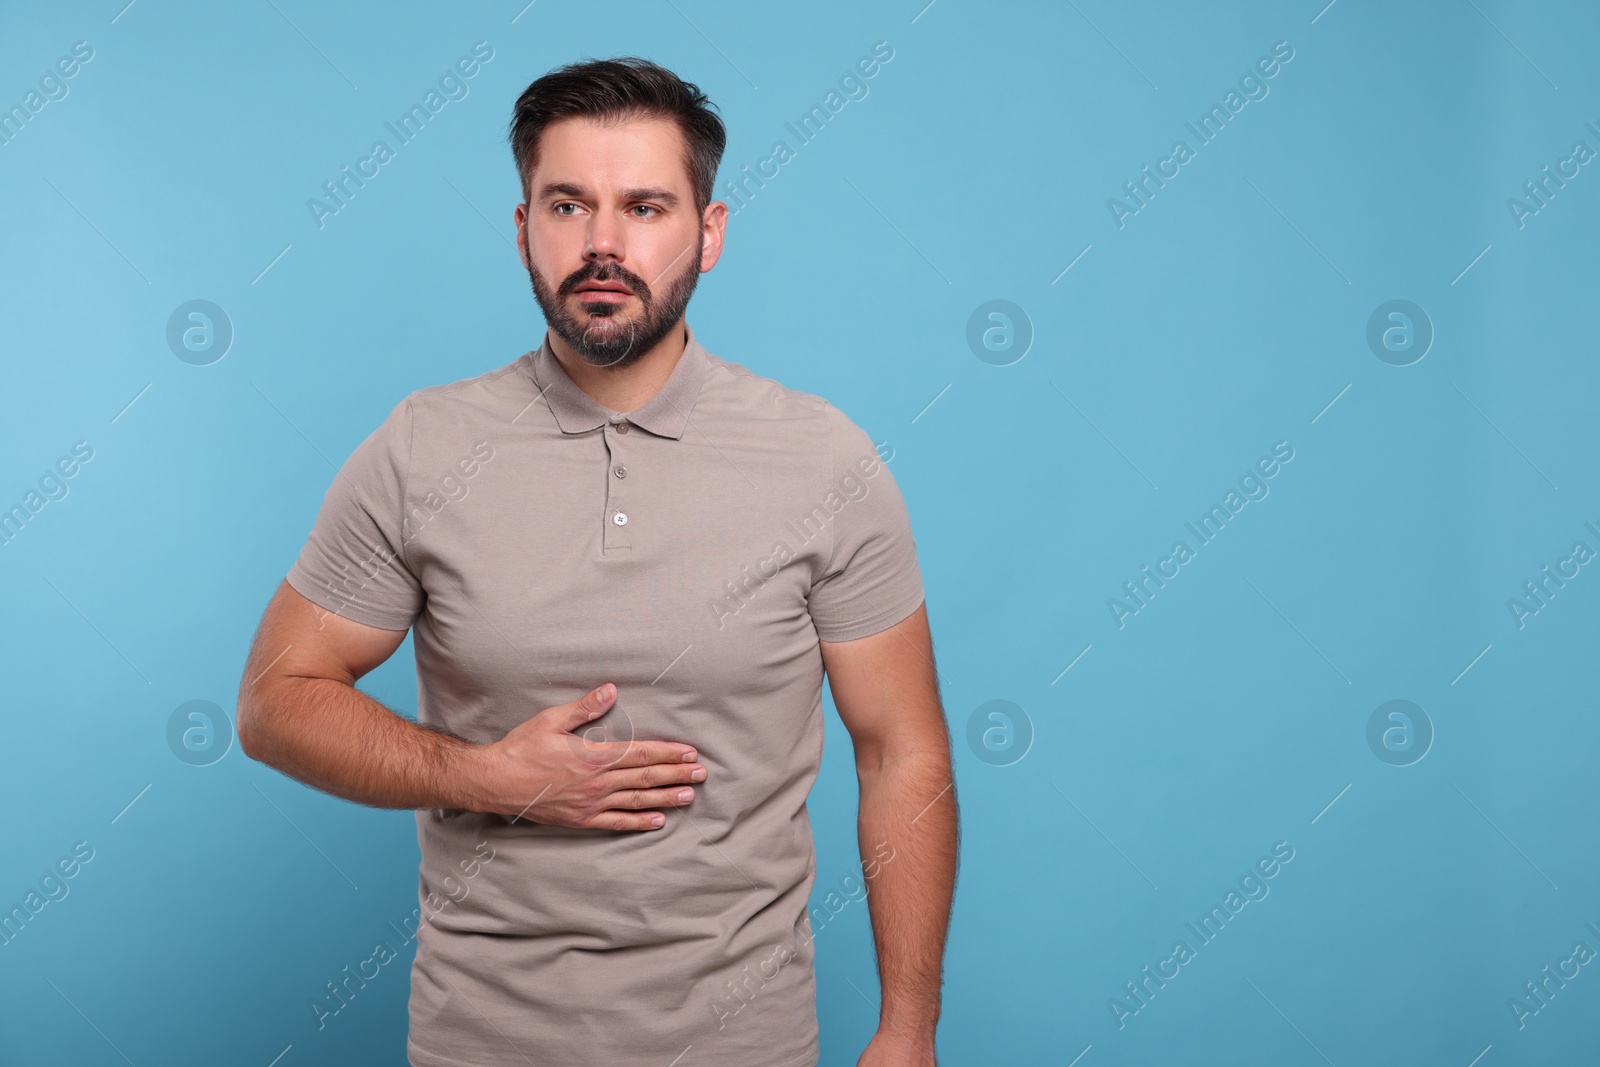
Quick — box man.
[238,56,956,1067]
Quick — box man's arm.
[237,580,707,826]
[237,580,498,810]
[820,602,957,1067]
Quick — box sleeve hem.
[813,586,925,644]
[284,567,416,633]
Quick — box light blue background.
[3,1,1598,1064]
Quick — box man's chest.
[399,430,833,707]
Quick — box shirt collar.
[522,321,710,439]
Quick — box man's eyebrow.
[621,187,680,207]
[536,181,587,203]
[536,181,681,208]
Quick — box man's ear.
[699,200,728,272]
[515,206,534,271]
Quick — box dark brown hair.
[508,56,726,214]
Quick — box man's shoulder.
[699,349,885,468]
[363,354,534,448]
[700,349,841,425]
[405,353,533,414]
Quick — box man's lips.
[575,283,632,302]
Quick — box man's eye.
[631,205,658,217]
[554,203,578,216]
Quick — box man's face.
[516,114,721,370]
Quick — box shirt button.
[613,511,628,526]
[614,465,627,478]
[616,422,630,434]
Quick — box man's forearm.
[858,750,958,1039]
[239,676,494,811]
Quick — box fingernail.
[690,767,706,782]
[597,683,614,700]
[681,749,697,762]
[677,788,694,802]
[650,814,665,827]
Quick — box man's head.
[508,57,727,370]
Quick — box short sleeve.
[284,397,424,631]
[807,403,925,642]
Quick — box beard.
[525,233,702,370]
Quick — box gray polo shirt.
[284,321,925,1067]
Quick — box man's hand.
[479,682,707,831]
[857,1028,937,1067]
[239,584,706,826]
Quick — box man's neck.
[548,320,687,414]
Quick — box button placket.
[602,419,632,550]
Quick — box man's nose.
[584,210,624,263]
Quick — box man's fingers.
[587,809,668,832]
[580,784,696,831]
[605,785,695,811]
[594,738,698,768]
[554,683,616,732]
[602,761,706,792]
[546,689,698,770]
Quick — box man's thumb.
[556,683,616,732]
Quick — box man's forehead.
[534,114,690,195]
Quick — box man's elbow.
[235,675,289,762]
[854,732,952,780]
[235,687,267,761]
